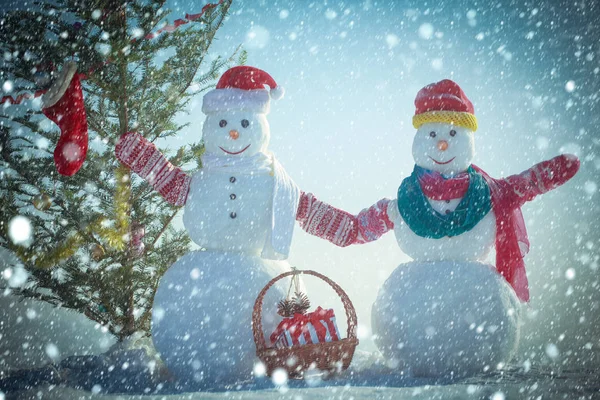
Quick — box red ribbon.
[1,90,47,105]
[312,307,340,341]
[270,313,308,345]
[270,307,340,346]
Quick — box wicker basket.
[252,269,359,378]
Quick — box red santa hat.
[412,79,478,132]
[202,66,284,115]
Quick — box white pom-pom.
[270,86,285,100]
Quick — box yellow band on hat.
[412,110,478,132]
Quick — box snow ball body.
[371,122,521,376]
[152,251,289,385]
[372,260,520,377]
[183,170,274,253]
[152,110,290,384]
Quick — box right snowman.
[296,79,580,377]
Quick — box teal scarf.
[397,165,492,238]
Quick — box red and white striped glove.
[296,192,394,247]
[115,132,191,206]
[503,154,580,208]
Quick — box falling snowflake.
[583,181,597,195]
[565,80,576,92]
[565,268,576,280]
[2,80,13,93]
[545,343,560,359]
[325,9,337,20]
[45,343,60,361]
[418,23,434,39]
[271,368,288,386]
[245,25,270,49]
[253,361,266,378]
[8,216,32,245]
[386,34,399,48]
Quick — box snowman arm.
[354,199,396,244]
[296,192,394,247]
[115,132,191,206]
[502,154,580,207]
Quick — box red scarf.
[419,169,470,199]
[418,167,530,302]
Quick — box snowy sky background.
[1,0,599,371]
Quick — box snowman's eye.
[219,119,227,128]
[241,119,250,128]
[449,129,457,137]
[429,131,437,138]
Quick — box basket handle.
[252,269,358,352]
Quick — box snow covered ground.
[2,280,599,400]
[5,350,600,400]
[8,365,600,400]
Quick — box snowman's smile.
[429,156,456,165]
[219,144,251,155]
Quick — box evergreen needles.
[0,0,244,341]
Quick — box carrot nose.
[437,140,449,151]
[229,130,239,140]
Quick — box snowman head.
[411,80,478,176]
[201,66,284,158]
[412,123,475,175]
[202,111,270,157]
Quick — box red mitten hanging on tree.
[41,61,88,176]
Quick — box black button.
[445,209,451,215]
[230,193,236,200]
[230,212,237,219]
[445,199,450,203]
[230,176,236,183]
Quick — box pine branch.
[174,2,233,98]
[1,116,49,138]
[3,157,105,252]
[0,0,238,341]
[146,209,179,251]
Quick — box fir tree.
[0,0,244,341]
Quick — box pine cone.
[277,298,295,317]
[291,291,311,315]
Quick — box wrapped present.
[254,269,359,377]
[270,306,341,348]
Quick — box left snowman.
[115,66,300,385]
